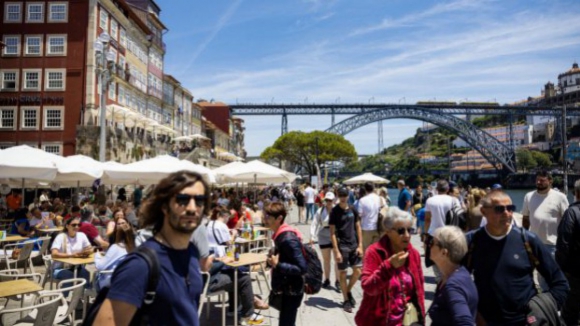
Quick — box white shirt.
[522,189,569,245]
[425,194,458,235]
[357,193,382,231]
[304,187,316,204]
[94,243,128,289]
[207,220,231,257]
[51,232,91,269]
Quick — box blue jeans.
[54,266,91,293]
[306,203,316,222]
[279,294,303,326]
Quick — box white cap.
[324,192,335,201]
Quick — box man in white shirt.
[357,182,382,252]
[304,183,316,223]
[424,179,458,281]
[522,170,569,290]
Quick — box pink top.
[387,267,415,326]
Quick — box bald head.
[480,190,512,207]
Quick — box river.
[387,187,575,213]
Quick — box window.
[3,36,20,56]
[119,28,126,48]
[22,69,41,91]
[118,55,126,78]
[42,143,62,155]
[110,20,118,40]
[48,2,67,22]
[4,2,22,22]
[26,3,44,23]
[25,35,42,55]
[47,35,66,55]
[108,82,116,100]
[1,70,18,91]
[21,107,39,129]
[45,69,65,91]
[118,86,125,105]
[0,107,16,129]
[99,8,108,30]
[43,107,63,129]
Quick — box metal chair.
[198,271,227,326]
[0,293,63,326]
[40,278,87,324]
[0,270,43,308]
[30,236,52,260]
[82,269,113,320]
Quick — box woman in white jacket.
[310,191,341,291]
[94,217,135,289]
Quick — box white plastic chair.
[1,240,36,273]
[249,247,271,294]
[30,236,51,260]
[82,269,113,320]
[198,271,226,326]
[0,293,63,326]
[39,278,86,324]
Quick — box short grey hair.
[433,226,468,264]
[382,206,412,230]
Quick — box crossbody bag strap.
[520,228,542,294]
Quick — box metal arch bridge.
[229,103,579,174]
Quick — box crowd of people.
[1,169,579,326]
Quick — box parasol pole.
[21,178,25,207]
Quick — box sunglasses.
[491,204,516,214]
[392,227,415,235]
[175,194,207,207]
[428,238,441,248]
[69,223,80,227]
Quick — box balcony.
[148,86,163,99]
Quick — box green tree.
[260,131,357,179]
[516,148,537,172]
[531,151,552,169]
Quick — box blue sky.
[156,0,580,156]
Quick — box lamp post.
[94,33,116,162]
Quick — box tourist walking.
[427,226,478,325]
[295,185,305,224]
[93,171,207,325]
[397,180,412,212]
[466,191,568,326]
[310,191,340,291]
[330,187,363,313]
[304,183,316,223]
[355,206,425,325]
[357,182,382,252]
[556,179,580,326]
[265,202,307,326]
[522,170,569,290]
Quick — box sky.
[156,0,580,156]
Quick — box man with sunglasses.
[465,191,568,326]
[522,170,569,291]
[330,187,363,313]
[94,171,209,326]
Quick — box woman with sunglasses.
[94,217,135,290]
[427,226,478,325]
[310,191,340,291]
[50,217,93,285]
[355,206,425,326]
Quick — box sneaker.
[335,280,342,293]
[347,292,356,307]
[322,279,331,289]
[342,300,353,313]
[240,313,264,325]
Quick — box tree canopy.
[260,131,357,178]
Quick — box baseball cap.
[491,184,502,190]
[337,187,349,197]
[324,192,335,201]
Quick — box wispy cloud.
[177,0,243,74]
[349,0,491,37]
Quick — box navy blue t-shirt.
[428,266,478,325]
[107,238,203,326]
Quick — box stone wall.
[76,126,174,163]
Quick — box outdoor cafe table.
[224,253,268,326]
[0,235,28,243]
[52,254,95,278]
[235,236,268,253]
[0,279,43,297]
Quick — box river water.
[387,187,575,214]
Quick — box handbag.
[268,291,283,311]
[398,274,420,326]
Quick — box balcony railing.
[148,86,163,99]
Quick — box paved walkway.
[202,205,437,326]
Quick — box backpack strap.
[520,228,540,269]
[133,246,160,305]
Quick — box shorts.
[417,219,425,230]
[319,243,333,250]
[337,248,362,271]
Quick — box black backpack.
[83,246,160,326]
[445,199,467,230]
[301,242,323,295]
